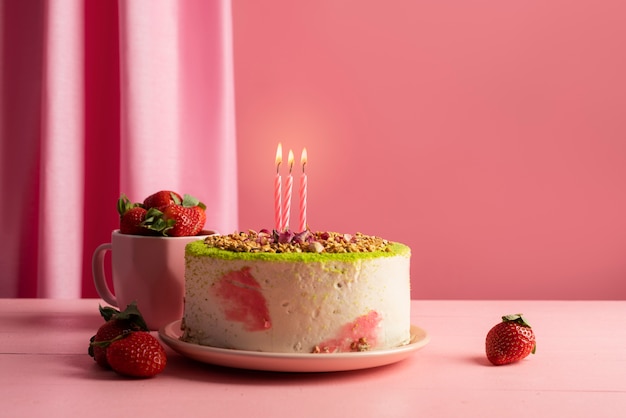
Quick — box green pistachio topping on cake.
[188,229,410,262]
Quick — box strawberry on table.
[485,314,536,366]
[89,303,149,369]
[105,332,167,378]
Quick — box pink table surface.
[1,299,625,417]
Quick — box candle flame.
[300,148,308,171]
[288,149,295,172]
[275,143,283,172]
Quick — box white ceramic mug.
[92,229,216,330]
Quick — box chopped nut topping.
[311,345,332,354]
[203,230,391,254]
[350,337,371,352]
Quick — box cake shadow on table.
[161,347,419,383]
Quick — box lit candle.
[299,148,308,232]
[282,149,294,231]
[274,143,283,231]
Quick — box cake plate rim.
[159,320,429,373]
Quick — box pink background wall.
[231,1,626,299]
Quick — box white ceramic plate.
[159,320,429,372]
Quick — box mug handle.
[92,243,118,306]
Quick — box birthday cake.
[180,230,412,353]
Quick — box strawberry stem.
[502,313,531,328]
[99,301,149,331]
[117,194,143,217]
[89,330,131,349]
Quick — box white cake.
[181,230,411,353]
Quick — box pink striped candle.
[299,148,308,232]
[282,149,294,231]
[274,143,282,231]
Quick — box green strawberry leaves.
[502,313,532,328]
[117,194,141,218]
[181,193,206,210]
[99,301,149,331]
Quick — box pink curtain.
[0,0,238,298]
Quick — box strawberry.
[106,332,167,378]
[117,194,148,235]
[160,204,206,236]
[119,206,148,234]
[117,192,206,237]
[485,314,536,366]
[143,190,182,210]
[89,303,149,368]
[195,206,207,234]
[144,194,206,237]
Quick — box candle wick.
[276,162,281,174]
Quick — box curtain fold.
[119,0,181,198]
[0,0,238,298]
[38,0,85,298]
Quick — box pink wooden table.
[1,299,624,417]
